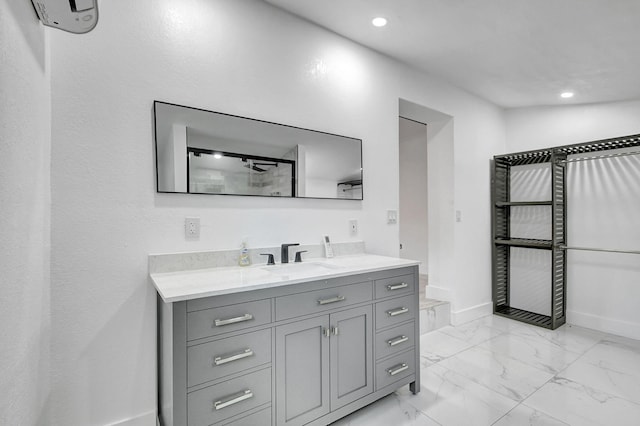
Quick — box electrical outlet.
[349,219,358,236]
[185,217,200,239]
[456,210,462,223]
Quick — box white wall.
[306,178,340,198]
[0,0,51,424]
[172,124,187,192]
[399,118,428,274]
[506,100,640,339]
[38,0,504,424]
[427,119,455,304]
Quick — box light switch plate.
[387,210,398,224]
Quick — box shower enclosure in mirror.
[154,101,363,199]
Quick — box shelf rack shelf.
[494,306,552,328]
[494,238,553,249]
[495,201,552,207]
[491,133,640,330]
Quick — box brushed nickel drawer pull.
[213,389,253,410]
[387,335,409,347]
[323,327,331,338]
[387,282,408,291]
[318,295,345,305]
[214,313,253,327]
[332,326,339,336]
[387,307,409,317]
[387,363,409,376]
[214,348,254,366]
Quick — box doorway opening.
[399,117,428,291]
[398,99,454,305]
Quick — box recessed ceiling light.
[372,17,387,27]
[213,153,223,159]
[560,92,574,99]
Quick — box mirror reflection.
[154,101,363,199]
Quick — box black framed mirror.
[154,101,363,199]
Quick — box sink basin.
[261,261,340,276]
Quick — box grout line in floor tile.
[489,401,521,426]
[510,336,618,426]
[516,369,565,421]
[548,340,640,409]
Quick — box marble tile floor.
[332,315,640,426]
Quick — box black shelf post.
[550,151,567,329]
[491,157,511,315]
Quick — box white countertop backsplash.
[149,242,419,303]
[149,241,366,274]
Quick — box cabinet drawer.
[220,407,271,426]
[375,350,415,391]
[187,299,271,341]
[188,367,271,426]
[188,329,272,387]
[375,294,415,330]
[275,281,372,321]
[375,322,415,360]
[374,274,415,299]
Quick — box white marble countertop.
[151,254,420,303]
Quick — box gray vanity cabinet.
[275,305,373,426]
[158,265,419,426]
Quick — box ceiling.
[264,0,640,108]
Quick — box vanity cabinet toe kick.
[157,265,420,426]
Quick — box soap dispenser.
[238,239,251,267]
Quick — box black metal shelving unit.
[491,133,640,329]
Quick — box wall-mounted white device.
[323,235,334,258]
[31,0,99,34]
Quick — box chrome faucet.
[280,243,299,263]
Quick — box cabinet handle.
[387,363,409,376]
[214,348,254,366]
[387,307,409,317]
[323,328,331,338]
[213,389,253,410]
[214,313,253,327]
[332,326,339,336]
[387,282,408,291]
[387,335,409,347]
[318,296,345,305]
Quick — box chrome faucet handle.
[260,253,275,265]
[294,250,308,263]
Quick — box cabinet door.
[329,305,373,410]
[275,316,330,426]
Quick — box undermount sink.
[261,261,340,275]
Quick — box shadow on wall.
[48,281,157,425]
[5,0,47,71]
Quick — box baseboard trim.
[568,310,640,341]
[451,302,493,326]
[105,410,157,426]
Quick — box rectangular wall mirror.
[154,101,363,199]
